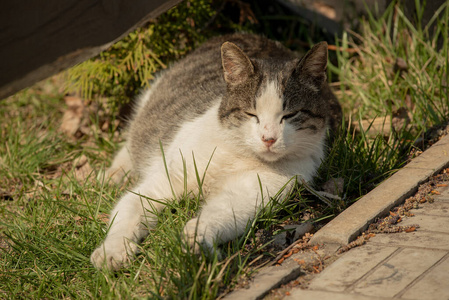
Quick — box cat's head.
[218,41,330,162]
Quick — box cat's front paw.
[182,218,214,255]
[91,242,133,271]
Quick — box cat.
[91,33,342,270]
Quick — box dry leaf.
[74,156,93,181]
[405,227,416,233]
[75,163,93,181]
[312,265,321,273]
[60,96,85,136]
[97,213,109,223]
[392,107,411,132]
[394,57,408,73]
[283,250,293,258]
[74,154,88,168]
[404,94,415,111]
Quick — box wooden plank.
[0,0,183,99]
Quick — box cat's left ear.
[295,41,328,88]
[221,42,254,86]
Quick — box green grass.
[1,0,449,298]
[319,0,449,205]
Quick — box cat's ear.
[295,41,328,88]
[221,42,254,85]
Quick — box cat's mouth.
[257,147,284,162]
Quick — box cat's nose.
[262,136,277,147]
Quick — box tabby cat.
[91,33,341,270]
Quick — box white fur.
[101,145,133,183]
[91,84,326,270]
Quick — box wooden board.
[0,0,183,99]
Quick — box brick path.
[289,185,449,300]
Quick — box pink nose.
[262,136,277,147]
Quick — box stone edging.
[310,134,449,245]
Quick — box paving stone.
[310,168,432,245]
[400,255,449,300]
[223,260,302,299]
[405,138,449,171]
[400,214,449,233]
[352,248,446,298]
[435,185,449,199]
[370,231,449,250]
[288,289,394,300]
[410,200,449,217]
[308,245,398,292]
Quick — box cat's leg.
[91,172,179,270]
[183,172,292,254]
[91,191,152,270]
[101,144,133,183]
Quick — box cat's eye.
[245,112,259,123]
[281,111,298,123]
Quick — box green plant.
[65,0,253,109]
[330,1,448,129]
[317,0,449,208]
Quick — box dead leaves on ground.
[57,95,122,183]
[338,170,449,254]
[73,154,93,181]
[0,94,122,204]
[60,96,85,137]
[60,95,121,141]
[367,210,419,235]
[337,232,376,254]
[396,169,449,213]
[274,233,313,266]
[272,233,331,275]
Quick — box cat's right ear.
[294,42,328,89]
[221,42,254,86]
